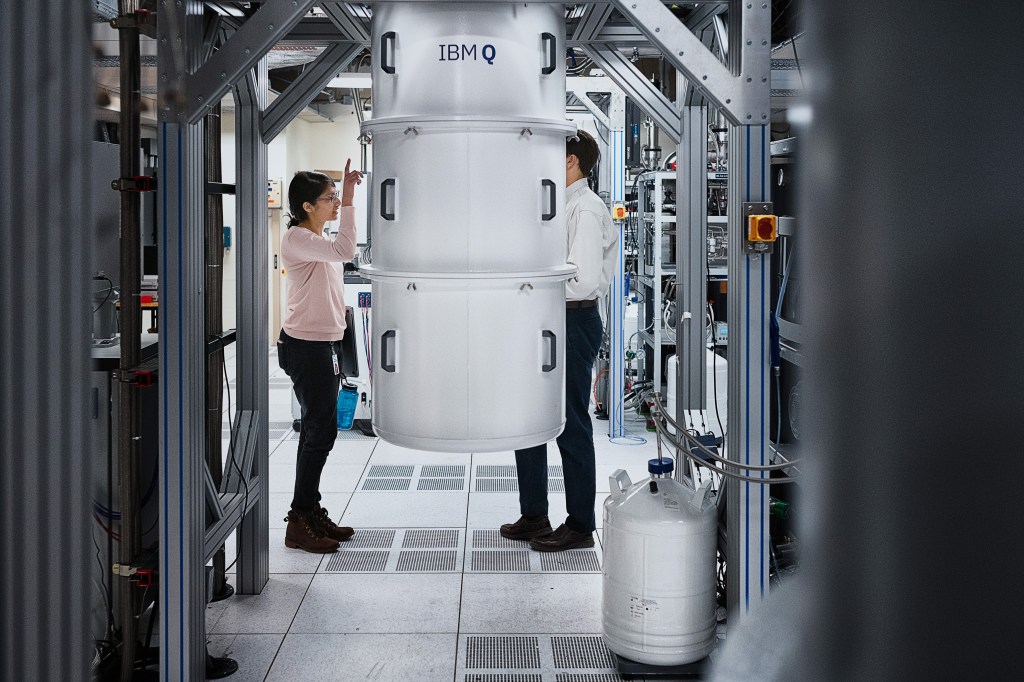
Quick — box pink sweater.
[281,206,357,341]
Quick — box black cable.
[92,275,114,313]
[221,358,248,574]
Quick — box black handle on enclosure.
[380,178,396,220]
[541,179,556,221]
[381,31,396,74]
[542,330,557,372]
[541,33,556,75]
[381,330,396,372]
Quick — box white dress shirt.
[564,178,618,301]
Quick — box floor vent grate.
[475,478,519,492]
[361,478,411,491]
[335,430,373,440]
[475,465,517,478]
[551,636,616,669]
[465,636,541,670]
[396,550,458,572]
[342,529,396,549]
[548,465,564,477]
[323,550,389,572]
[421,464,467,477]
[548,479,565,492]
[471,530,530,549]
[402,529,461,548]
[465,676,544,682]
[471,550,531,572]
[417,478,466,491]
[554,676,623,682]
[540,550,601,573]
[367,464,415,477]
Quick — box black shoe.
[499,514,553,540]
[529,524,595,552]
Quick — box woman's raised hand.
[341,158,363,206]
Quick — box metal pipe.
[115,2,142,679]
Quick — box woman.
[277,161,363,553]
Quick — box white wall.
[219,104,366,337]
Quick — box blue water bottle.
[337,380,358,430]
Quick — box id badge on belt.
[332,350,340,375]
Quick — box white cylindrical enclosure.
[365,117,576,273]
[363,1,571,452]
[602,465,718,666]
[371,2,566,119]
[363,267,574,452]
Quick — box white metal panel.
[372,2,566,119]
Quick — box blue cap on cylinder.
[648,458,674,476]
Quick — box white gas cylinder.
[602,458,718,665]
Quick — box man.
[500,129,619,551]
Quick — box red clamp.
[135,569,154,589]
[134,370,155,388]
[112,176,157,193]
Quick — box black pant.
[514,306,603,533]
[278,330,340,512]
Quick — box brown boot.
[313,505,355,542]
[284,510,340,553]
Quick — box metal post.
[204,101,228,598]
[115,3,143,677]
[234,60,271,596]
[724,123,770,617]
[157,1,208,679]
[677,104,709,411]
[606,92,628,441]
[0,0,93,679]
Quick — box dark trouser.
[515,306,603,533]
[278,330,340,512]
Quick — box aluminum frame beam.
[724,123,771,617]
[233,58,271,598]
[584,44,681,144]
[571,2,615,42]
[157,1,209,677]
[676,104,709,410]
[172,0,316,125]
[610,0,770,125]
[262,41,363,142]
[320,2,371,42]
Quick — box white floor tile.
[469,450,518,465]
[206,634,283,682]
[466,492,521,529]
[459,573,603,633]
[267,464,366,494]
[266,633,457,682]
[290,574,461,634]
[207,573,313,634]
[341,491,468,528]
[368,440,473,464]
[222,534,327,574]
[272,438,377,466]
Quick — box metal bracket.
[742,201,774,254]
[112,175,157,193]
[113,368,157,387]
[112,563,137,578]
[609,0,770,125]
[110,10,154,32]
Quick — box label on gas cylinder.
[663,495,680,512]
[628,595,660,620]
[438,43,497,65]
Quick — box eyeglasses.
[317,192,341,203]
